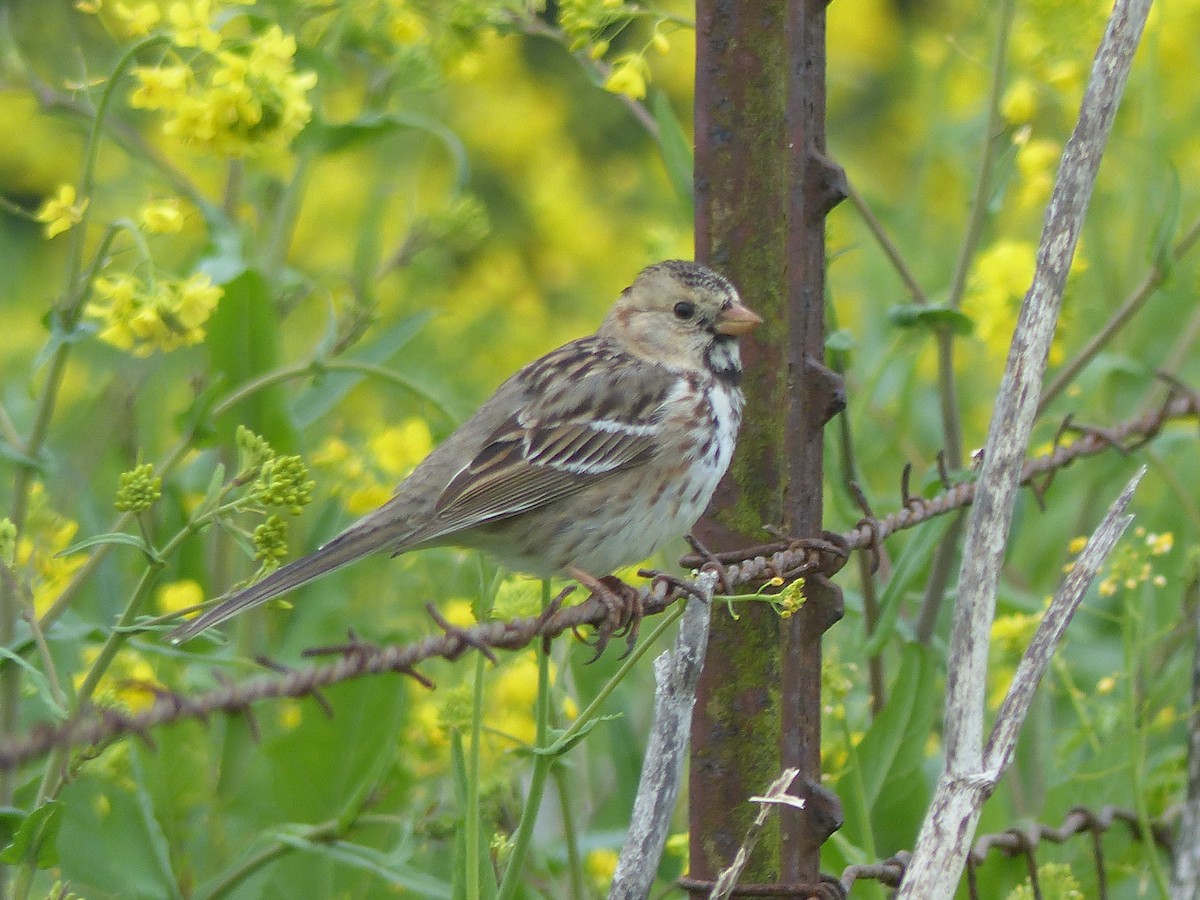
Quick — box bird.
[168,259,761,645]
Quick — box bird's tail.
[167,518,396,643]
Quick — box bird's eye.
[673,300,696,321]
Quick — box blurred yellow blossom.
[1146,531,1174,555]
[168,0,221,51]
[1002,78,1039,125]
[35,184,88,239]
[1015,136,1062,210]
[604,54,648,100]
[370,419,433,477]
[85,272,222,355]
[157,579,203,615]
[278,700,303,730]
[115,1,162,36]
[585,847,619,891]
[442,599,476,629]
[132,21,316,158]
[139,197,185,233]
[74,645,163,713]
[386,2,427,45]
[15,486,85,617]
[130,64,191,109]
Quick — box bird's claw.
[570,569,644,662]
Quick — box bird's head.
[600,260,761,381]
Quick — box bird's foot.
[569,568,644,662]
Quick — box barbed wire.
[833,804,1174,898]
[0,391,1195,771]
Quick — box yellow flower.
[35,184,88,239]
[1145,532,1174,555]
[585,848,619,890]
[345,482,391,515]
[278,700,303,730]
[387,6,427,45]
[442,599,476,629]
[114,1,162,36]
[370,419,433,477]
[175,273,222,329]
[168,0,221,51]
[85,271,222,355]
[130,64,191,110]
[604,55,647,100]
[1001,78,1038,125]
[1067,535,1088,554]
[493,653,541,711]
[139,198,185,233]
[157,579,203,615]
[74,646,163,713]
[1015,137,1061,210]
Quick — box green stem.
[552,759,585,900]
[496,580,554,899]
[945,0,1014,313]
[845,180,932,306]
[465,651,486,900]
[199,813,398,899]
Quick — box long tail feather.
[167,520,396,643]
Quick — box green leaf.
[862,516,953,656]
[0,647,67,719]
[56,532,154,558]
[0,801,63,868]
[836,644,938,852]
[888,304,974,335]
[652,91,694,208]
[291,311,436,427]
[204,269,297,452]
[271,831,453,897]
[0,807,23,849]
[528,714,623,757]
[825,328,856,353]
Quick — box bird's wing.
[396,341,679,549]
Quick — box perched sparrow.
[169,260,760,643]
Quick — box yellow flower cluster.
[84,272,222,356]
[74,645,164,714]
[129,4,317,158]
[12,485,86,618]
[1097,526,1174,598]
[312,419,433,515]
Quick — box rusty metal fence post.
[690,0,846,894]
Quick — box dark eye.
[673,300,696,321]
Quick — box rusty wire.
[827,805,1175,898]
[0,392,1194,772]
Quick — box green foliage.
[0,0,1196,898]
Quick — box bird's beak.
[714,300,763,336]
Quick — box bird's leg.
[568,567,644,661]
